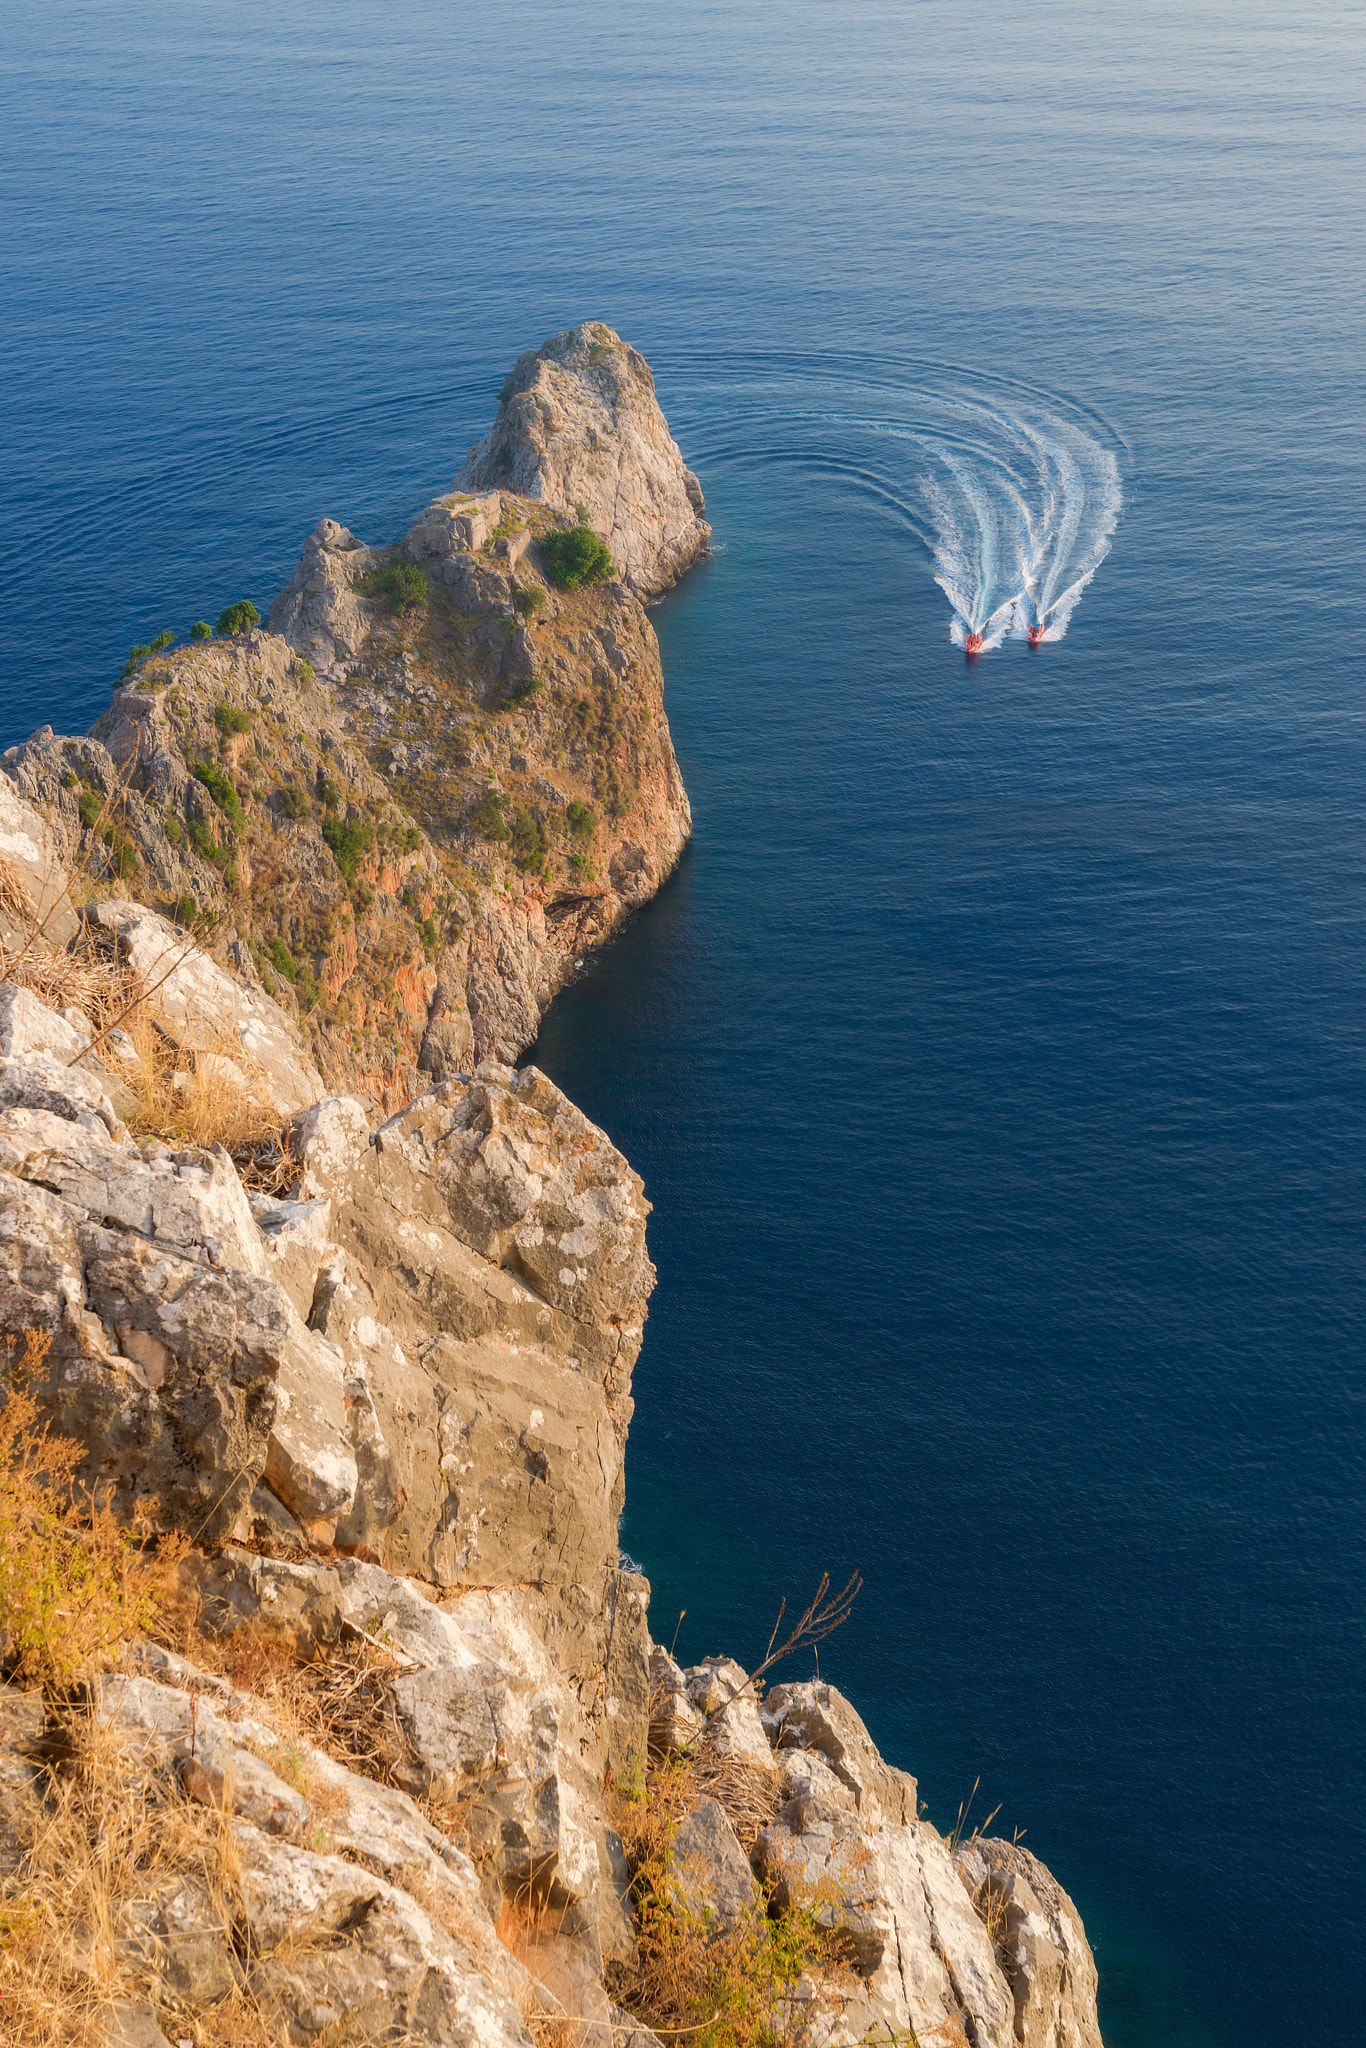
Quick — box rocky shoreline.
[0,326,1104,2048]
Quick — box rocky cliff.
[5,323,695,1115]
[0,329,1104,2048]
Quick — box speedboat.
[1027,622,1045,647]
[965,631,984,656]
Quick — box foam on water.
[671,362,1122,657]
[922,401,1123,647]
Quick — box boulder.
[457,324,711,599]
[81,900,324,1114]
[955,1838,1103,2048]
[290,1092,371,1201]
[0,980,88,1063]
[241,1826,534,2048]
[761,1681,917,1829]
[648,1645,701,1758]
[669,1798,760,1932]
[0,772,79,953]
[0,1046,128,1137]
[683,1655,773,1771]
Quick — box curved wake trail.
[923,402,1121,649]
[674,362,1122,653]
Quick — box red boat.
[1027,622,1045,646]
[965,631,984,656]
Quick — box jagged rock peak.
[457,323,711,599]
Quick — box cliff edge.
[0,330,1104,2048]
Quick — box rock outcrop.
[0,331,1105,2048]
[5,326,699,1115]
[456,323,711,599]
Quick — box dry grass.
[0,1701,305,2048]
[0,932,139,1034]
[606,1735,853,2048]
[0,1331,187,1690]
[0,856,36,926]
[216,1627,412,1790]
[117,1008,295,1191]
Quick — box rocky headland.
[0,326,1104,2048]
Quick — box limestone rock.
[262,1316,357,1539]
[458,324,710,600]
[683,1655,773,1771]
[290,1062,655,1598]
[82,900,324,1114]
[291,1092,371,1201]
[267,518,376,672]
[0,1046,128,1137]
[956,1838,1103,2048]
[0,980,88,1063]
[669,1798,760,1931]
[761,1681,917,1829]
[648,1646,701,1758]
[0,772,79,953]
[99,2002,175,2048]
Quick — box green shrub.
[358,561,428,615]
[192,761,243,829]
[541,526,614,591]
[316,768,339,811]
[321,814,374,884]
[101,831,138,879]
[214,702,251,736]
[565,799,597,842]
[499,379,514,406]
[164,815,186,848]
[60,770,78,790]
[514,585,546,618]
[509,808,548,872]
[266,936,298,981]
[277,784,307,821]
[171,894,199,928]
[293,657,315,680]
[215,600,261,637]
[190,620,212,643]
[473,793,507,840]
[419,917,439,955]
[120,629,175,680]
[568,852,595,880]
[76,790,103,831]
[501,674,542,711]
[399,823,422,853]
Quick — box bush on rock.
[541,525,615,590]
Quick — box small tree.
[190,619,212,642]
[215,599,261,636]
[541,526,615,591]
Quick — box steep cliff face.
[0,331,1106,2048]
[456,323,711,599]
[5,327,698,1114]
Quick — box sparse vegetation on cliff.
[215,599,261,636]
[358,560,429,614]
[541,524,615,590]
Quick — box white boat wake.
[671,356,1123,653]
[923,403,1122,650]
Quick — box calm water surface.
[4,4,1365,2042]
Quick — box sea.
[4,3,1364,2041]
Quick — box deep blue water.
[4,3,1365,2042]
